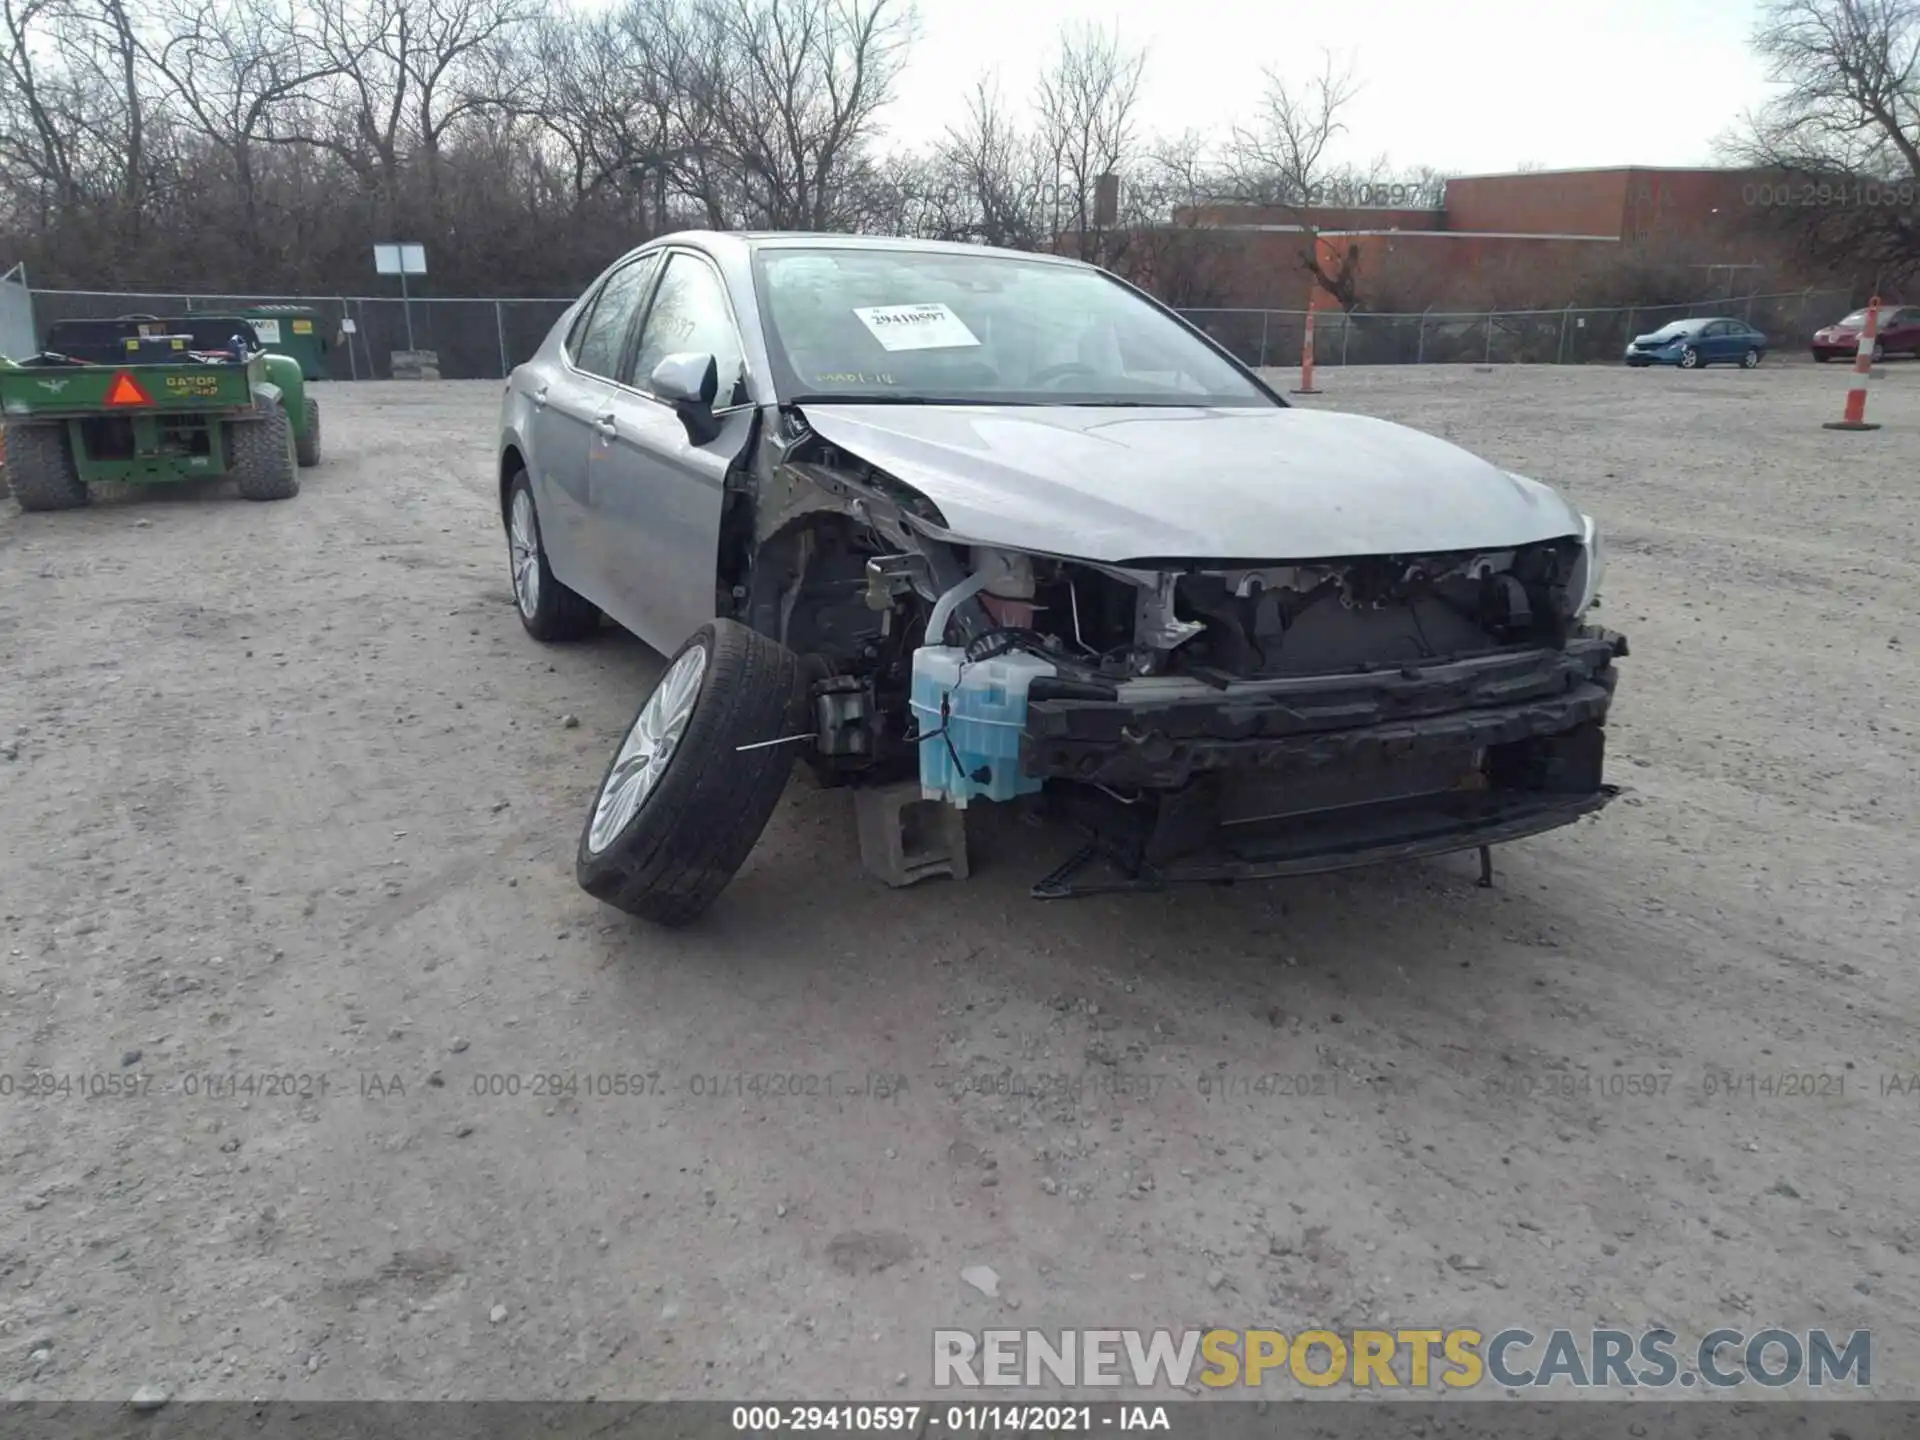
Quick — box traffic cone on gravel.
[1292,288,1322,395]
[1824,296,1883,432]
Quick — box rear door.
[531,252,661,600]
[591,248,757,652]
[1889,307,1920,353]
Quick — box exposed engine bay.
[710,413,1626,895]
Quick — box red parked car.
[1812,305,1920,362]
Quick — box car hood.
[797,403,1585,563]
[1632,332,1691,345]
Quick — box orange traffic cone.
[1824,295,1883,432]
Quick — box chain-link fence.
[20,283,1857,377]
[21,288,575,380]
[1179,289,1856,369]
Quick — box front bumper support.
[1031,784,1619,898]
[1023,631,1625,790]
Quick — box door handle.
[532,384,548,409]
[594,413,617,440]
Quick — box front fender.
[263,353,308,433]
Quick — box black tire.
[1678,346,1701,369]
[295,397,321,467]
[1815,350,1831,362]
[1742,348,1761,369]
[577,620,801,927]
[505,468,598,641]
[1872,340,1885,363]
[6,422,89,512]
[230,402,299,501]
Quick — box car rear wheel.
[1741,348,1761,369]
[576,620,802,927]
[505,469,598,642]
[1678,346,1701,369]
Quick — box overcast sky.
[877,0,1773,174]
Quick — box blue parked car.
[1624,317,1768,369]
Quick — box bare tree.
[1222,50,1368,307]
[1729,0,1920,286]
[149,0,340,255]
[0,0,83,213]
[1033,22,1143,262]
[700,0,913,229]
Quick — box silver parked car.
[499,232,1627,925]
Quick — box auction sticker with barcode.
[854,303,980,352]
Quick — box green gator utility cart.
[0,315,321,511]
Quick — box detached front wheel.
[577,620,801,927]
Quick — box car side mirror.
[651,351,722,445]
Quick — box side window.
[572,254,660,379]
[563,294,598,358]
[626,252,748,406]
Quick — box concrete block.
[390,349,441,380]
[854,780,969,887]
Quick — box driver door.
[590,249,756,654]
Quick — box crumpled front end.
[756,412,1627,896]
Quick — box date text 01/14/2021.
[730,1405,1172,1432]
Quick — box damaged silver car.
[497,232,1627,925]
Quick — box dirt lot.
[2,362,1916,1403]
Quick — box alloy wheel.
[585,643,709,855]
[509,488,541,619]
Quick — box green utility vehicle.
[0,315,321,511]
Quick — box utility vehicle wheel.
[1678,346,1701,369]
[295,397,321,467]
[1742,348,1761,369]
[6,423,89,511]
[230,402,299,501]
[505,469,598,641]
[577,620,800,927]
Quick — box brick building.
[1167,166,1780,311]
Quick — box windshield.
[1838,310,1869,326]
[751,246,1275,407]
[1649,321,1702,339]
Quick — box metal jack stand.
[1476,844,1494,889]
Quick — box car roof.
[645,229,1098,270]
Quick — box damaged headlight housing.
[1567,512,1605,617]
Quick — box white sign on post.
[373,243,427,275]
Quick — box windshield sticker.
[815,371,897,386]
[853,303,980,352]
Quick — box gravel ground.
[1,363,1916,1403]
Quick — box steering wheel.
[1027,361,1101,388]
